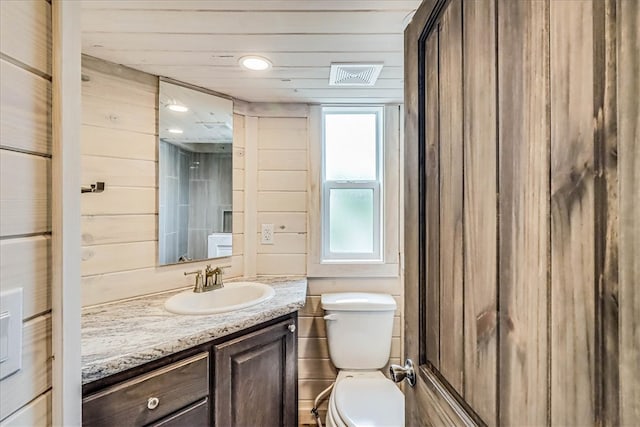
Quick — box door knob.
[389,359,416,387]
[288,324,296,333]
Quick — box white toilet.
[321,292,404,427]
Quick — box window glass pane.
[325,113,377,180]
[329,188,374,253]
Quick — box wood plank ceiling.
[81,0,421,104]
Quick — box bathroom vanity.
[81,277,306,427]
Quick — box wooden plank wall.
[497,1,549,425]
[437,0,464,394]
[408,0,639,425]
[618,0,640,424]
[0,0,53,424]
[80,57,244,306]
[550,1,596,423]
[255,116,307,276]
[463,0,498,423]
[241,108,403,426]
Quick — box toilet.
[321,292,404,427]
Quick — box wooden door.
[214,316,297,427]
[404,0,639,425]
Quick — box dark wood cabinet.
[82,313,298,427]
[148,398,209,427]
[82,353,210,427]
[214,317,297,427]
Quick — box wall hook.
[81,182,105,194]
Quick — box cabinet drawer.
[147,398,209,427]
[83,352,209,427]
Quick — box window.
[321,106,384,261]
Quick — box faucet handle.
[184,270,205,293]
[205,264,214,275]
[212,266,224,286]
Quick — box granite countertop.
[81,276,307,385]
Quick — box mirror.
[158,80,233,265]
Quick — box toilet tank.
[321,293,396,370]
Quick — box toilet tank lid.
[321,293,396,311]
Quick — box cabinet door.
[214,316,297,427]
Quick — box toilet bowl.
[321,293,404,427]
[325,371,404,427]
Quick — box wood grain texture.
[256,254,306,275]
[462,1,498,423]
[0,315,51,421]
[82,9,410,35]
[81,125,156,161]
[424,29,441,371]
[82,155,156,188]
[215,318,297,427]
[258,129,307,150]
[618,0,640,424]
[147,398,208,427]
[0,390,51,427]
[413,368,478,427]
[437,0,464,394]
[0,235,51,319]
[0,59,51,155]
[597,0,620,423]
[81,187,155,216]
[257,171,307,192]
[81,241,156,276]
[550,1,596,424]
[0,149,50,237]
[81,94,156,135]
[82,352,209,426]
[257,191,306,212]
[81,214,156,246]
[497,1,550,425]
[0,0,51,75]
[81,63,157,108]
[258,149,307,171]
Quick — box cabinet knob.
[147,397,160,410]
[288,324,296,333]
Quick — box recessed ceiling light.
[167,103,189,113]
[239,55,272,71]
[168,128,183,134]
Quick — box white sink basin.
[164,281,275,315]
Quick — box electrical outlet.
[261,223,274,245]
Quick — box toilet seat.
[326,371,404,427]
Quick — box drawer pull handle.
[288,324,296,333]
[147,397,160,410]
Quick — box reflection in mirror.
[158,80,233,265]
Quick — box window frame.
[320,106,385,262]
[307,104,400,278]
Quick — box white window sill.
[307,262,399,278]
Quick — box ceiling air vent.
[329,63,384,86]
